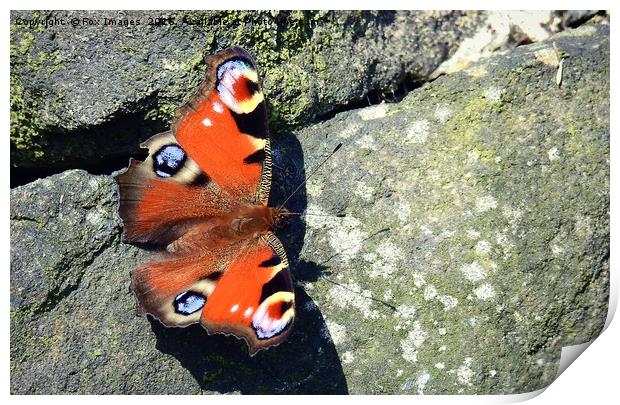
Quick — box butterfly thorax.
[228,205,289,237]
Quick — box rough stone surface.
[12,10,599,171]
[10,23,609,394]
[10,10,491,169]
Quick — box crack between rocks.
[11,73,428,189]
[10,215,45,225]
[313,74,427,124]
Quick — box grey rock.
[429,10,603,78]
[10,23,609,394]
[10,171,120,313]
[13,10,595,171]
[10,10,489,169]
[555,10,604,28]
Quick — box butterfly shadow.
[149,132,349,394]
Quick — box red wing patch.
[200,233,295,355]
[173,47,271,204]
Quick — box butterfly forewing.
[173,47,272,205]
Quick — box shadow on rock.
[149,287,348,394]
[149,133,348,394]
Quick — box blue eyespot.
[174,291,205,315]
[153,144,186,178]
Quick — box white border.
[5,4,618,402]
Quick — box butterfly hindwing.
[130,232,295,354]
[200,232,295,354]
[130,247,227,327]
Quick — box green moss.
[10,21,65,164]
[10,310,60,367]
[143,102,177,122]
[116,42,139,56]
[473,146,498,164]
[566,124,580,136]
[16,29,35,54]
[267,64,312,130]
[10,76,46,159]
[186,48,207,74]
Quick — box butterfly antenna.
[278,143,343,210]
[279,211,345,217]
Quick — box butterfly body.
[115,47,296,355]
[227,205,288,239]
[167,205,289,253]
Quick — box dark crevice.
[10,73,427,189]
[11,95,165,188]
[314,74,427,124]
[9,215,44,225]
[10,154,144,188]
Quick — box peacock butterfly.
[114,47,296,355]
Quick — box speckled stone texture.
[10,10,489,170]
[14,10,598,171]
[10,23,609,394]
